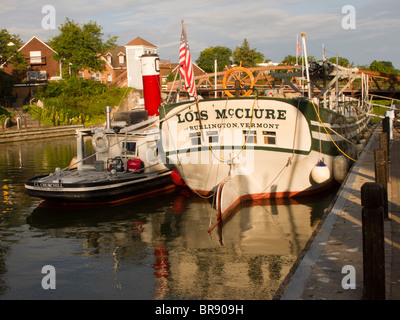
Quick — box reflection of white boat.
[27,187,335,300]
[139,191,335,300]
[159,33,372,217]
[25,110,173,204]
[25,54,174,204]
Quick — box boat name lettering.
[188,122,280,130]
[33,182,63,188]
[176,108,286,123]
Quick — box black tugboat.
[25,54,174,204]
[25,108,173,204]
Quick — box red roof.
[125,37,157,48]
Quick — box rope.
[209,97,258,162]
[251,99,301,200]
[161,102,215,199]
[311,101,374,165]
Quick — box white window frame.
[91,73,100,81]
[30,51,42,64]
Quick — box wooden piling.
[361,182,385,300]
[379,132,389,161]
[374,148,389,219]
[382,116,390,137]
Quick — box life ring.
[92,130,109,153]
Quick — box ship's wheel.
[222,64,255,97]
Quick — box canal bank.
[0,125,83,143]
[279,123,400,300]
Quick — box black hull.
[25,170,173,204]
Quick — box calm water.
[0,136,337,300]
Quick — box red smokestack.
[141,54,161,116]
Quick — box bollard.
[361,182,385,300]
[379,132,389,161]
[382,116,391,140]
[374,148,389,219]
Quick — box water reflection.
[0,136,337,299]
[27,187,334,300]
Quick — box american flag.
[179,22,197,99]
[297,36,301,56]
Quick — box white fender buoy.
[333,155,348,182]
[311,160,331,184]
[356,143,364,158]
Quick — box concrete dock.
[0,125,83,143]
[280,123,400,300]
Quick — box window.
[118,55,125,64]
[27,71,47,81]
[207,131,219,144]
[30,51,42,64]
[91,73,100,81]
[107,73,112,82]
[243,130,257,144]
[107,55,112,64]
[122,142,136,155]
[190,132,201,145]
[263,131,276,145]
[78,72,84,78]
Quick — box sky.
[1,0,399,69]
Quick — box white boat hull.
[160,97,371,215]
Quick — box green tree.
[0,70,16,107]
[35,77,129,125]
[0,29,28,105]
[328,56,354,67]
[369,60,399,75]
[0,29,27,72]
[232,39,264,67]
[281,54,316,66]
[0,105,13,123]
[196,46,232,73]
[49,18,117,76]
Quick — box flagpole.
[181,19,186,38]
[301,32,311,99]
[179,20,185,102]
[296,33,298,66]
[177,72,181,102]
[179,19,197,100]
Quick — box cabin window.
[122,141,136,155]
[207,131,219,144]
[243,130,257,144]
[263,131,276,145]
[190,132,201,146]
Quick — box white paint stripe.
[310,117,367,129]
[25,171,171,193]
[311,131,341,142]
